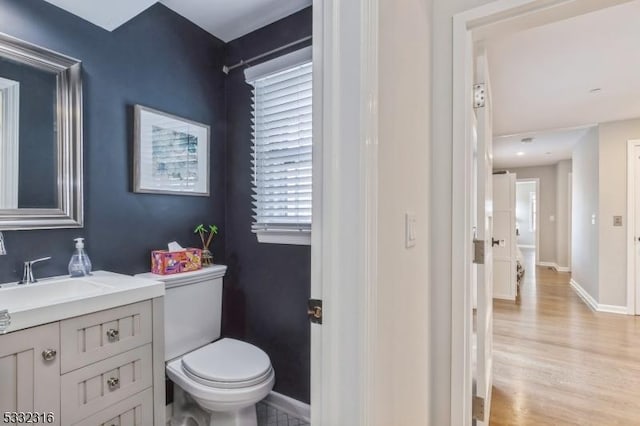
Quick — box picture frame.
[133,105,210,196]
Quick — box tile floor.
[256,402,310,426]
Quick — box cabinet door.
[0,323,60,426]
[72,389,153,426]
[61,345,152,425]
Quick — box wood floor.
[490,249,640,425]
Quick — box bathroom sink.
[0,278,112,312]
[0,271,164,334]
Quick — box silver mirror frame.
[0,32,83,230]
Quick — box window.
[245,47,312,245]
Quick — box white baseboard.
[517,244,535,249]
[570,279,598,311]
[537,261,570,272]
[494,293,515,301]
[597,304,628,315]
[262,391,310,422]
[570,279,627,315]
[166,403,173,426]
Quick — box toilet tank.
[136,264,227,361]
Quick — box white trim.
[309,1,324,423]
[451,1,630,423]
[537,261,570,272]
[627,140,640,315]
[571,279,628,315]
[262,391,311,422]
[598,304,628,315]
[311,0,379,424]
[517,244,535,249]
[256,230,311,245]
[165,403,172,426]
[570,278,598,311]
[494,293,514,301]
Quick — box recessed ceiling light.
[545,152,552,155]
[516,152,525,156]
[590,88,602,93]
[521,137,534,144]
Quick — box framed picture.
[133,105,210,196]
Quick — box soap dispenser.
[68,237,92,277]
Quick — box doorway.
[452,0,638,424]
[516,179,539,265]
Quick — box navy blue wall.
[0,0,311,405]
[223,8,312,404]
[0,0,227,282]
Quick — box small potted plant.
[194,224,218,267]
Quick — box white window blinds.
[245,47,312,244]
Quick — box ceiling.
[493,127,591,169]
[487,0,640,138]
[42,0,311,42]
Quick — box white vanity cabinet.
[0,322,61,426]
[0,298,164,426]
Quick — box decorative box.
[151,248,202,275]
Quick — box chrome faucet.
[19,257,52,284]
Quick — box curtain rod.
[222,35,312,75]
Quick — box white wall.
[555,160,572,269]
[375,0,432,424]
[500,166,557,263]
[516,181,536,246]
[598,118,640,306]
[572,127,599,301]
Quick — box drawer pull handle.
[41,349,57,362]
[107,377,120,390]
[106,329,120,341]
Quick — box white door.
[473,45,493,425]
[492,173,517,300]
[635,145,640,313]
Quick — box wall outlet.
[549,215,555,222]
[592,214,597,225]
[614,216,623,227]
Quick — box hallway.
[490,249,640,425]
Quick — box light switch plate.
[406,212,416,248]
[614,216,623,226]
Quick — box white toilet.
[138,265,275,426]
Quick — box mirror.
[0,33,83,230]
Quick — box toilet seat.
[181,338,273,389]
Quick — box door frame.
[311,0,380,424]
[516,178,540,265]
[626,139,640,315]
[452,0,632,423]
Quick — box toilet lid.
[181,338,272,387]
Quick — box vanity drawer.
[61,301,152,372]
[72,388,153,426]
[61,345,152,425]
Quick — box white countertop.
[0,271,164,334]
